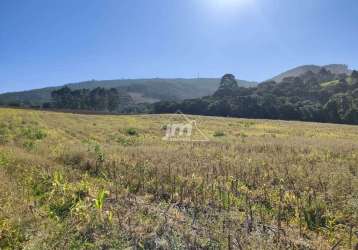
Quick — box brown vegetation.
[0,108,357,249]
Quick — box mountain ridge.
[153,68,358,125]
[271,64,352,82]
[0,78,257,106]
[0,64,354,106]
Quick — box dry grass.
[0,108,357,249]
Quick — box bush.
[42,102,53,109]
[125,128,138,136]
[8,102,20,107]
[47,172,88,220]
[30,173,52,200]
[303,200,327,230]
[23,140,35,150]
[60,150,86,166]
[58,149,102,175]
[213,131,225,137]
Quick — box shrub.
[23,140,35,150]
[60,150,86,166]
[58,149,101,174]
[240,132,248,138]
[213,131,225,137]
[47,173,88,220]
[49,198,75,220]
[303,200,327,230]
[30,173,52,199]
[125,128,138,136]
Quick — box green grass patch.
[0,152,9,167]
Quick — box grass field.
[0,108,357,249]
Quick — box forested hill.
[0,78,256,106]
[154,69,358,125]
[271,64,352,82]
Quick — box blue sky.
[0,0,357,93]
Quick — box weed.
[0,152,9,168]
[95,189,109,211]
[0,219,25,249]
[21,127,47,140]
[117,136,137,146]
[303,199,327,230]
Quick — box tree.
[152,69,358,125]
[220,74,238,89]
[52,86,72,108]
[214,74,239,97]
[317,68,335,82]
[207,99,231,116]
[153,101,179,113]
[42,102,53,109]
[51,87,125,112]
[351,70,358,79]
[107,88,121,112]
[323,94,352,123]
[8,101,21,107]
[89,88,107,111]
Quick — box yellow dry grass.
[0,108,357,249]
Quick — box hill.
[271,64,352,82]
[0,78,257,106]
[0,108,357,249]
[155,70,358,125]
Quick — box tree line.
[154,70,358,124]
[49,87,133,112]
[2,69,358,125]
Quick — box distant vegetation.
[49,86,133,112]
[2,64,358,125]
[155,69,358,125]
[0,78,257,107]
[271,64,352,82]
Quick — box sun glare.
[202,0,256,17]
[209,0,254,9]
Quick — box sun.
[203,0,256,14]
[220,0,251,4]
[209,0,254,8]
[196,0,257,21]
